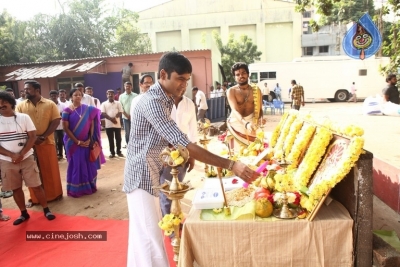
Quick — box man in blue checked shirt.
[123,52,258,267]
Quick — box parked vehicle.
[249,56,389,102]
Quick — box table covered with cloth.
[178,200,353,267]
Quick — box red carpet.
[0,209,175,267]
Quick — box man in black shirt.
[382,74,399,104]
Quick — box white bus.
[248,56,389,102]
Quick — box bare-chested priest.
[226,62,264,147]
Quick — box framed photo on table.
[306,134,351,221]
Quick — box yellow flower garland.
[158,212,184,236]
[270,112,289,148]
[286,124,316,169]
[273,111,298,159]
[274,171,296,192]
[283,118,304,158]
[293,127,332,189]
[302,136,365,211]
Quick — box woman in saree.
[62,88,105,197]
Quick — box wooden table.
[178,200,353,267]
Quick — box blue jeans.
[123,118,131,144]
[275,93,282,101]
[159,165,187,217]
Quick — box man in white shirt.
[58,89,71,105]
[159,87,198,216]
[16,89,26,104]
[49,90,67,160]
[262,82,270,102]
[209,86,218,98]
[121,63,133,86]
[74,83,95,107]
[101,90,123,158]
[130,74,154,116]
[274,83,282,101]
[85,86,101,109]
[192,86,208,121]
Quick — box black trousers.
[54,130,65,157]
[105,127,122,155]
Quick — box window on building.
[303,47,313,56]
[303,26,312,34]
[260,72,276,81]
[359,69,367,76]
[303,11,311,18]
[319,46,329,53]
[57,76,84,96]
[250,73,259,83]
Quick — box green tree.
[0,0,151,64]
[213,31,262,82]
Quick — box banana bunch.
[252,175,275,190]
[240,139,264,157]
[206,166,217,177]
[170,150,184,166]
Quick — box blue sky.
[1,0,170,20]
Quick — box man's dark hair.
[5,88,13,92]
[158,52,192,79]
[140,74,153,84]
[74,82,84,88]
[231,62,249,77]
[291,80,297,85]
[192,87,199,91]
[59,89,66,93]
[24,80,41,92]
[0,91,17,109]
[70,88,82,97]
[386,74,396,82]
[124,81,133,86]
[128,63,133,67]
[49,90,59,95]
[85,86,93,91]
[107,89,115,94]
[116,88,121,91]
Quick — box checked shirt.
[123,82,190,197]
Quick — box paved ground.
[2,101,400,235]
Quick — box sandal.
[25,199,37,208]
[2,191,13,198]
[0,213,10,221]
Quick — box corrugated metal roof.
[5,63,78,81]
[70,60,104,72]
[0,49,211,67]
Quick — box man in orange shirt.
[16,80,63,207]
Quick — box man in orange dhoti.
[226,62,264,148]
[16,80,63,207]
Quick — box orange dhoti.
[29,144,63,204]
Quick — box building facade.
[137,0,303,83]
[0,50,212,102]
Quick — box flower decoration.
[286,124,316,169]
[302,135,365,211]
[270,112,289,148]
[293,127,332,189]
[274,170,296,192]
[273,111,298,158]
[158,212,184,236]
[269,192,301,207]
[283,118,304,158]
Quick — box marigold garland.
[283,118,304,158]
[273,111,298,158]
[274,170,296,192]
[302,136,365,211]
[286,124,316,169]
[293,127,332,189]
[270,112,289,148]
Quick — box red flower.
[232,178,238,184]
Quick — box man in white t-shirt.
[49,90,67,160]
[159,86,198,217]
[0,92,56,225]
[85,86,101,109]
[192,86,208,121]
[129,74,154,117]
[58,89,71,105]
[101,90,123,158]
[75,83,95,107]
